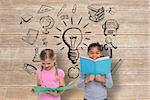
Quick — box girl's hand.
[84,75,95,84]
[45,91,59,96]
[57,90,64,95]
[31,88,35,93]
[95,74,106,83]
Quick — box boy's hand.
[95,74,106,83]
[84,75,95,84]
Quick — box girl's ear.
[54,62,57,67]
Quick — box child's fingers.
[46,91,59,96]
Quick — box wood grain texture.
[0,0,149,99]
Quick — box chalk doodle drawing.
[111,59,123,75]
[39,15,55,34]
[32,47,40,62]
[60,14,69,20]
[23,63,37,75]
[68,65,80,79]
[57,4,67,17]
[38,5,54,13]
[62,27,83,64]
[20,3,121,80]
[22,28,39,45]
[105,36,117,49]
[88,3,105,22]
[55,16,92,64]
[72,4,77,14]
[106,8,115,15]
[20,14,33,24]
[102,19,119,36]
[42,38,48,47]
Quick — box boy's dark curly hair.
[88,42,103,52]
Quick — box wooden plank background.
[0,0,149,100]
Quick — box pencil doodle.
[57,4,67,17]
[111,59,123,75]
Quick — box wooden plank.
[6,70,36,86]
[5,87,37,99]
[3,85,150,100]
[0,59,149,86]
[0,47,149,60]
[0,0,148,9]
[108,85,150,99]
[0,35,149,48]
[2,71,150,86]
[1,59,149,71]
[0,88,6,100]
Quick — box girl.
[35,49,65,100]
[77,43,113,100]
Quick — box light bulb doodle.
[22,28,39,45]
[62,27,83,64]
[32,47,40,62]
[102,19,119,36]
[105,36,117,49]
[39,15,55,34]
[54,16,92,64]
[68,65,80,79]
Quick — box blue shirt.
[77,73,113,100]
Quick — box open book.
[80,56,112,75]
[33,85,74,93]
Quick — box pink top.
[36,67,65,100]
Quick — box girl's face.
[88,47,101,60]
[41,58,55,70]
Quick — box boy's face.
[41,58,54,70]
[88,47,101,60]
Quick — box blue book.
[80,56,112,75]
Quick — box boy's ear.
[87,52,90,56]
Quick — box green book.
[33,85,74,93]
